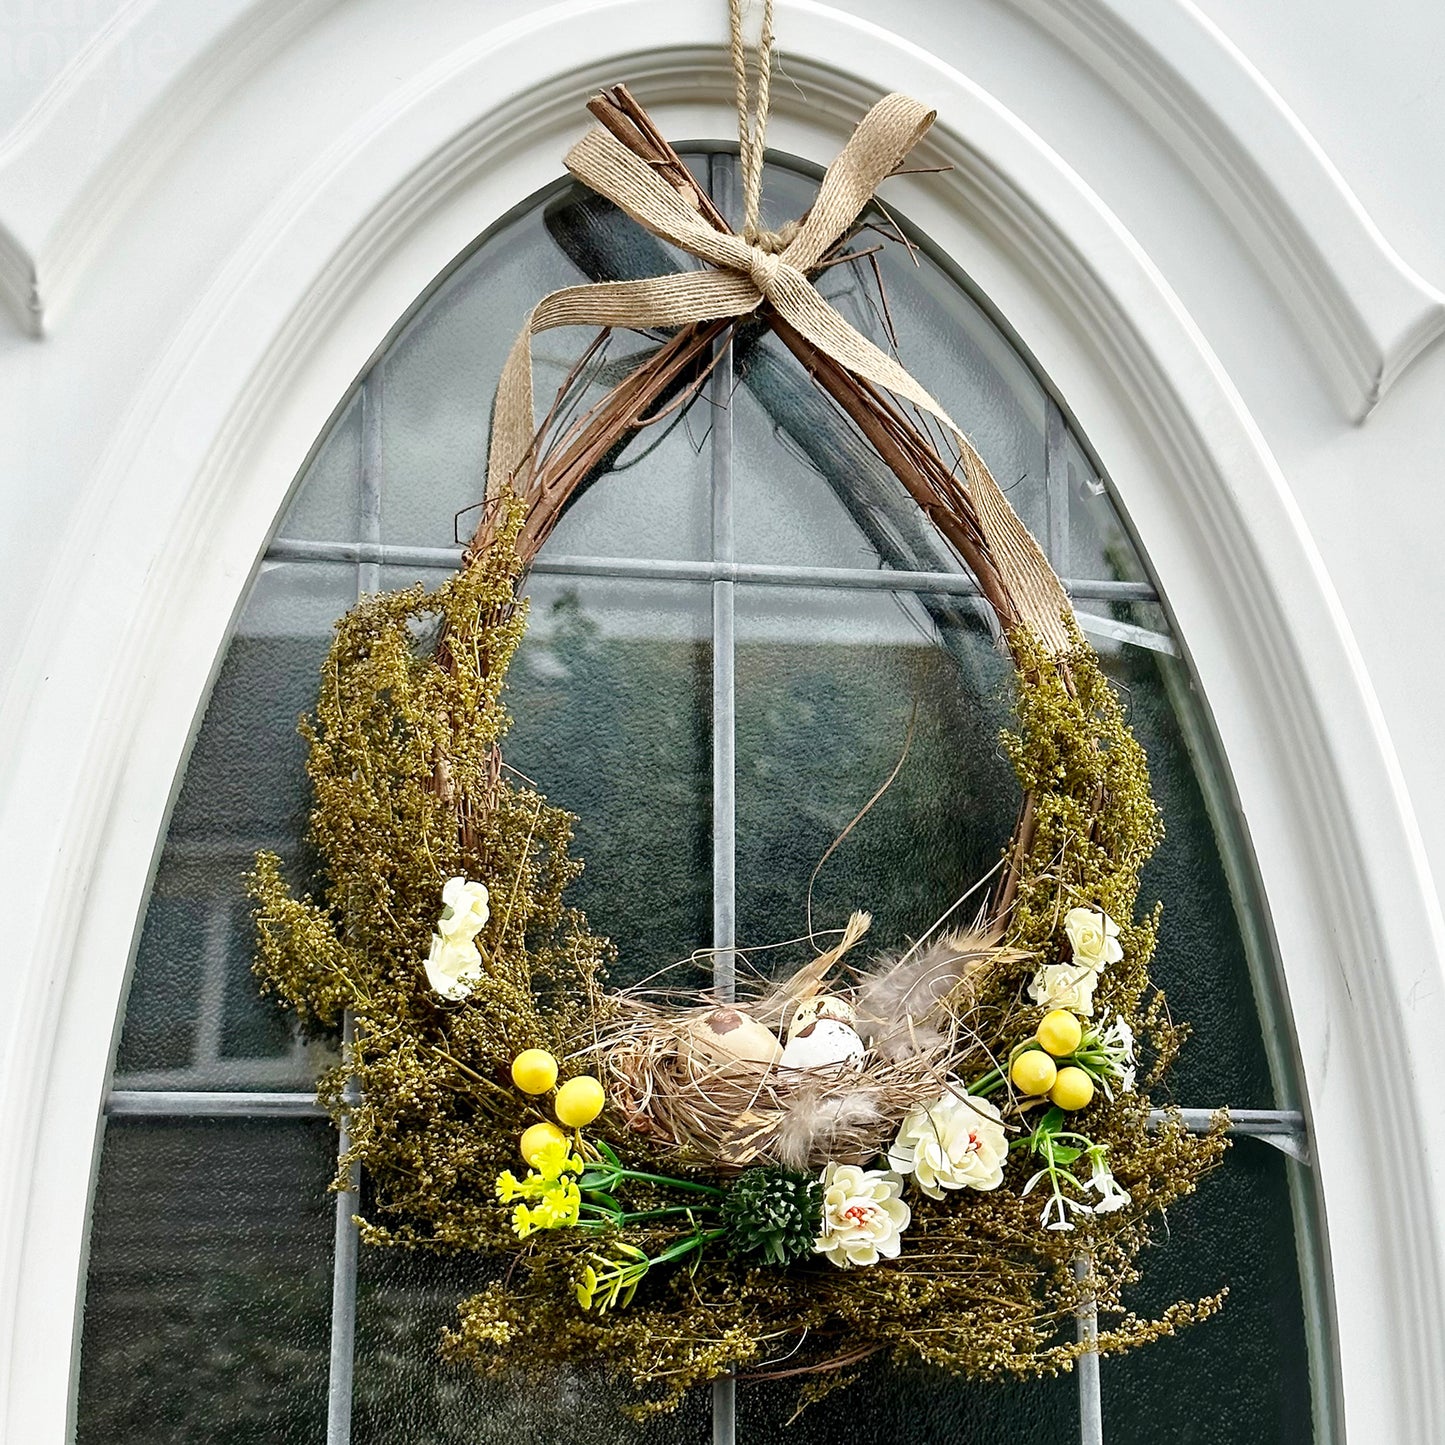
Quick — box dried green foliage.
[251,498,614,1251]
[252,532,1227,1415]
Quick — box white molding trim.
[0,0,337,336]
[3,0,1440,425]
[2,2,1442,1440]
[1006,0,1445,421]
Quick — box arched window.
[78,150,1326,1444]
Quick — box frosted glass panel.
[276,393,361,543]
[376,178,710,561]
[506,574,713,986]
[1065,428,1150,585]
[75,1120,334,1444]
[743,161,1050,562]
[116,561,351,1089]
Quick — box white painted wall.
[2,2,1443,1439]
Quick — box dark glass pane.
[376,181,710,561]
[1103,1139,1313,1443]
[505,573,713,987]
[75,1119,335,1445]
[352,1249,709,1444]
[734,585,1016,975]
[115,894,208,1073]
[738,1360,1075,1444]
[115,563,349,1089]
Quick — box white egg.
[779,1018,867,1071]
[787,994,857,1041]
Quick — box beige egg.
[786,994,857,1041]
[684,1007,783,1068]
[779,1018,867,1071]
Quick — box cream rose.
[424,932,483,1001]
[1027,961,1102,1017]
[1063,907,1123,970]
[814,1164,911,1268]
[887,1089,1008,1199]
[439,877,491,942]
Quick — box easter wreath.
[250,3,1227,1418]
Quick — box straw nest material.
[600,913,1027,1170]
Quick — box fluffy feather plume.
[855,928,1018,1062]
[771,1080,887,1170]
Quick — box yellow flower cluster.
[495,1136,584,1239]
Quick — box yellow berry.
[554,1075,606,1128]
[1050,1067,1096,1112]
[520,1121,568,1166]
[1010,1048,1058,1096]
[1036,1009,1083,1057]
[511,1048,559,1095]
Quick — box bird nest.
[602,919,1023,1172]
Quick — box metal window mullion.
[1074,1254,1103,1445]
[327,1016,361,1445]
[710,316,739,1444]
[1047,395,1103,1445]
[708,144,740,1445]
[263,538,1161,605]
[325,376,379,1445]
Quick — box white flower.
[1098,1012,1137,1094]
[438,877,490,943]
[1027,961,1103,1016]
[1024,1175,1093,1232]
[814,1164,911,1268]
[887,1089,1008,1199]
[425,932,483,1001]
[1088,1149,1131,1214]
[1063,907,1123,970]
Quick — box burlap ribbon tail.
[486,91,1073,652]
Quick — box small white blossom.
[438,877,491,943]
[1027,961,1103,1016]
[888,1089,1008,1199]
[814,1164,911,1268]
[425,932,483,1001]
[1023,1169,1094,1232]
[1063,907,1123,970]
[1098,1013,1137,1094]
[1088,1149,1131,1214]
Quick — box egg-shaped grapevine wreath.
[249,48,1228,1420]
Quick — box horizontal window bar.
[106,1090,326,1117]
[107,1090,1303,1137]
[1153,1107,1305,1136]
[265,538,1159,602]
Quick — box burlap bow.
[487,92,1073,651]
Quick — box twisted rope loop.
[730,0,774,244]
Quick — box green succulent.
[720,1167,823,1267]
